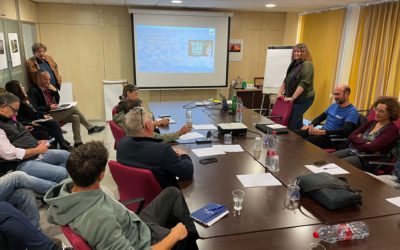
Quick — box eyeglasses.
[2,104,19,114]
[374,107,388,114]
[132,107,144,128]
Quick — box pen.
[322,167,337,170]
[205,205,225,212]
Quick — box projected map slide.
[136,25,216,73]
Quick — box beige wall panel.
[259,30,285,63]
[283,12,299,44]
[261,12,285,30]
[19,0,37,23]
[231,11,262,30]
[102,26,134,83]
[38,3,101,25]
[0,0,17,20]
[102,6,130,26]
[39,23,105,119]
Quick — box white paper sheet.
[212,145,244,152]
[237,173,282,188]
[305,163,349,175]
[195,101,212,106]
[386,197,400,207]
[192,124,217,130]
[267,124,286,129]
[0,33,7,70]
[8,33,21,67]
[179,132,204,140]
[191,147,226,157]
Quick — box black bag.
[296,172,362,210]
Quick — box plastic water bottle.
[232,95,238,113]
[186,110,192,126]
[313,221,369,243]
[235,97,243,122]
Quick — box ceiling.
[32,0,377,13]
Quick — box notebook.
[190,203,229,226]
[256,123,289,134]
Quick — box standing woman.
[277,43,315,130]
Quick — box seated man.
[293,84,359,149]
[117,108,194,188]
[0,93,69,183]
[28,69,105,147]
[0,171,68,249]
[45,141,198,250]
[113,99,191,143]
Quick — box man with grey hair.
[116,108,194,189]
[0,92,69,184]
[28,70,105,147]
[26,42,62,90]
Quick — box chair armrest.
[120,197,145,213]
[368,161,395,166]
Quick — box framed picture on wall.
[254,77,264,89]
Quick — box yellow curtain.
[299,9,346,119]
[349,2,400,109]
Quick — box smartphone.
[199,157,218,164]
[47,138,56,146]
[313,160,329,167]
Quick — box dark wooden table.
[149,102,400,246]
[197,214,400,250]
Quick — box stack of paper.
[192,124,217,130]
[179,132,204,140]
[192,147,226,157]
[304,163,349,175]
[237,173,282,187]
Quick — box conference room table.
[149,102,400,248]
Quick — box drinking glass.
[267,155,279,172]
[232,190,245,215]
[284,184,300,209]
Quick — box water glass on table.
[284,183,300,209]
[224,133,232,144]
[232,189,245,215]
[253,136,262,159]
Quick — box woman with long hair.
[5,80,72,150]
[277,43,315,130]
[333,96,400,171]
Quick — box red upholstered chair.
[109,121,125,149]
[61,225,91,250]
[112,106,118,116]
[265,97,293,126]
[108,160,162,212]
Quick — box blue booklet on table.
[190,203,229,226]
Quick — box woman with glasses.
[333,96,400,170]
[5,80,72,150]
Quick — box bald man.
[293,84,360,149]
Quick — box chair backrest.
[61,225,91,250]
[112,105,119,116]
[108,160,162,212]
[269,97,293,126]
[108,121,125,149]
[366,108,376,122]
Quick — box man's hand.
[170,223,188,241]
[284,97,295,102]
[36,142,49,154]
[50,104,58,110]
[301,125,310,130]
[43,114,52,119]
[173,147,187,156]
[308,127,326,136]
[178,124,192,136]
[154,118,170,127]
[48,83,57,92]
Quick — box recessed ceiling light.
[265,3,276,8]
[171,0,183,3]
